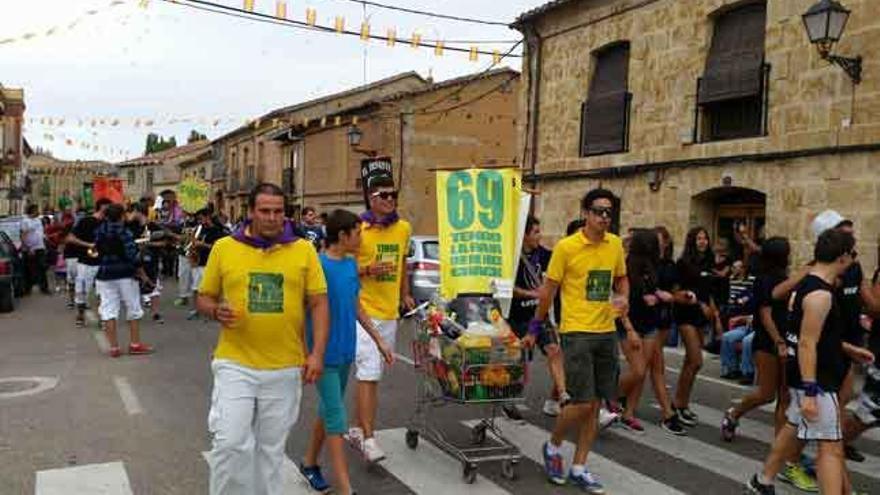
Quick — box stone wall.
[535,148,880,271]
[520,0,880,174]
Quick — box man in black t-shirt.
[842,267,880,450]
[127,204,166,324]
[505,216,562,421]
[187,210,228,319]
[66,198,111,327]
[748,230,872,495]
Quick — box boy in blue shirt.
[300,209,394,495]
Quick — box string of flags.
[0,0,131,47]
[26,115,246,129]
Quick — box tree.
[187,129,207,143]
[144,133,178,154]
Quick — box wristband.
[528,318,544,336]
[803,381,821,397]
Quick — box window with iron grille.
[696,2,769,142]
[580,42,631,156]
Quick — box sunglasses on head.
[372,190,399,201]
[589,206,614,218]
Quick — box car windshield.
[423,241,439,260]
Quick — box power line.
[159,0,522,57]
[343,0,510,27]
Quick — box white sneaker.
[599,407,620,429]
[362,437,386,463]
[346,427,364,450]
[543,399,561,417]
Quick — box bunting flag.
[493,50,501,64]
[306,8,316,26]
[411,32,421,48]
[275,1,286,19]
[334,16,345,34]
[360,22,370,41]
[469,46,479,62]
[435,41,444,57]
[386,28,396,47]
[243,0,255,12]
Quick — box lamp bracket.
[824,53,862,84]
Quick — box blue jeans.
[721,326,754,375]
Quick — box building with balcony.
[0,85,28,216]
[514,0,880,267]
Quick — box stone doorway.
[690,186,766,260]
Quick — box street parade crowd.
[14,176,880,495]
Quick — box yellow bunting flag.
[410,32,421,48]
[386,28,396,47]
[275,1,286,19]
[469,46,479,62]
[435,41,444,57]
[335,16,345,33]
[493,49,501,65]
[360,22,370,41]
[306,8,316,26]
[243,0,255,12]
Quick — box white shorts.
[355,319,397,381]
[75,264,99,305]
[65,258,78,284]
[786,387,842,441]
[96,278,145,321]
[191,266,205,294]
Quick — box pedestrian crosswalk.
[33,398,880,495]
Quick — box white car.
[407,236,440,303]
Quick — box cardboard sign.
[360,157,393,208]
[436,168,525,299]
[93,177,124,204]
[178,178,210,213]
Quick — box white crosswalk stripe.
[200,451,311,494]
[676,401,880,481]
[374,428,511,494]
[463,418,686,495]
[35,461,133,495]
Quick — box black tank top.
[785,274,848,392]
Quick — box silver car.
[407,236,440,303]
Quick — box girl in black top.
[617,229,683,434]
[723,237,799,441]
[671,227,719,426]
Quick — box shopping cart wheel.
[462,462,478,484]
[471,423,487,445]
[501,459,517,480]
[405,429,419,449]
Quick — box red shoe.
[128,343,155,355]
[108,347,122,358]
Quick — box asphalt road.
[2,281,878,495]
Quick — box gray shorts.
[786,388,842,441]
[560,332,618,403]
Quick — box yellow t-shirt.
[358,219,412,320]
[199,236,327,370]
[546,231,627,334]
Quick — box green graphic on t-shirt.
[585,270,612,301]
[375,243,400,283]
[248,273,284,313]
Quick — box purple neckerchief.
[232,220,299,250]
[360,210,399,228]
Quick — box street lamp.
[347,124,363,147]
[802,0,862,84]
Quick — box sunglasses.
[372,190,399,201]
[589,206,614,218]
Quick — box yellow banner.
[178,178,210,213]
[436,168,522,299]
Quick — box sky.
[1,0,546,162]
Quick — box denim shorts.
[317,363,351,435]
[615,319,659,339]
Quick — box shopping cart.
[404,297,527,484]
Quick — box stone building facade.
[514,0,880,268]
[271,69,521,234]
[27,154,114,212]
[0,85,27,216]
[118,140,210,202]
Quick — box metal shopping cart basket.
[403,296,527,484]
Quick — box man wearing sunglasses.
[529,188,628,493]
[348,174,415,463]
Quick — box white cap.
[811,210,845,240]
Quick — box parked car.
[407,236,440,303]
[0,230,25,312]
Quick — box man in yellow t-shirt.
[197,183,329,495]
[348,175,414,463]
[526,188,628,492]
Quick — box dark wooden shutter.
[581,43,630,156]
[698,3,767,105]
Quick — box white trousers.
[208,360,303,495]
[191,266,205,294]
[96,278,144,321]
[65,258,78,285]
[74,264,99,305]
[178,255,192,299]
